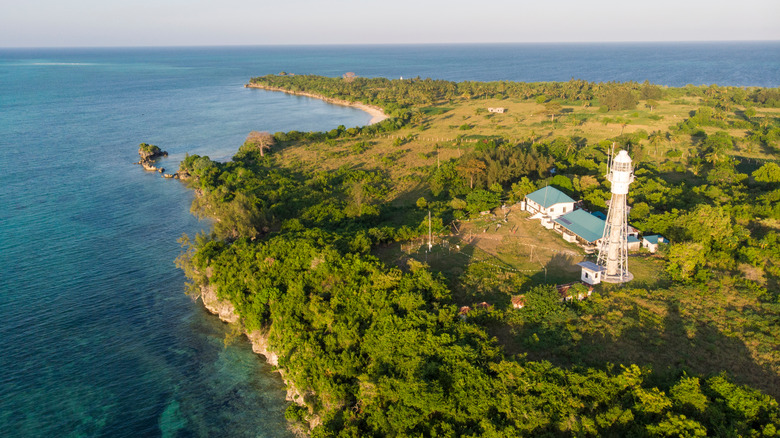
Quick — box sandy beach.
[245,83,389,125]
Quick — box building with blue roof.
[523,186,576,220]
[642,235,668,253]
[553,209,606,246]
[627,235,641,251]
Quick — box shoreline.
[199,284,319,433]
[245,83,389,125]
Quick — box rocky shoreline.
[198,284,320,433]
[135,143,189,179]
[245,83,389,125]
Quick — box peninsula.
[177,74,780,436]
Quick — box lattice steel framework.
[596,149,635,283]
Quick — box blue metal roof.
[628,235,640,243]
[577,261,605,272]
[592,211,607,220]
[525,186,575,209]
[554,210,606,243]
[643,235,666,244]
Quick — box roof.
[555,210,606,243]
[577,261,605,272]
[643,235,666,244]
[525,186,575,209]
[591,211,607,220]
[628,235,640,243]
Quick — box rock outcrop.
[136,142,169,172]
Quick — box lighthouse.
[596,148,635,283]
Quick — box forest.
[176,74,780,437]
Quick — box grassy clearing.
[269,89,780,396]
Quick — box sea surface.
[0,42,778,437]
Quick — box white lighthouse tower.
[596,148,635,283]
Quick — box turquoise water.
[1,43,778,437]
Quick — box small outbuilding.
[642,235,668,253]
[627,235,641,251]
[511,295,525,309]
[577,261,605,285]
[488,107,507,113]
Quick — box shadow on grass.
[507,299,780,399]
[527,251,581,286]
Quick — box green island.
[174,74,780,437]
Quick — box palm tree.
[649,130,665,156]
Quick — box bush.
[465,189,500,215]
[523,285,563,322]
[601,88,638,111]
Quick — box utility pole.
[428,210,433,251]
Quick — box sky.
[1,0,779,47]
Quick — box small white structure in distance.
[642,235,668,253]
[577,261,605,285]
[488,107,507,113]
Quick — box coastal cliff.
[198,284,319,433]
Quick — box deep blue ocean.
[1,42,778,437]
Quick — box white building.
[524,186,576,220]
[642,235,668,253]
[577,261,605,285]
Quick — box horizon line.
[2,39,780,50]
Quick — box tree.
[544,102,562,122]
[640,80,664,100]
[509,177,537,203]
[753,162,780,183]
[465,189,500,215]
[681,204,733,246]
[629,202,650,222]
[700,131,733,165]
[666,242,708,282]
[550,175,573,193]
[458,158,487,189]
[601,88,638,111]
[523,285,563,322]
[243,131,275,157]
[645,99,659,112]
[649,130,665,156]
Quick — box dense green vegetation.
[178,75,780,436]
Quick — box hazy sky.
[2,0,779,47]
